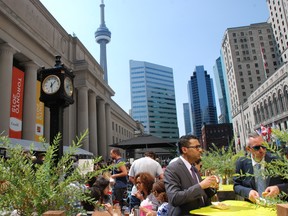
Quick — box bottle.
[133,205,140,216]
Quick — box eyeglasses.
[186,145,202,150]
[250,145,267,151]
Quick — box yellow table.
[190,200,276,216]
[218,184,233,191]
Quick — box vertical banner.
[35,81,44,141]
[9,67,25,138]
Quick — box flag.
[261,125,267,136]
[267,127,272,142]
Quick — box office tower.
[130,60,179,141]
[188,66,218,138]
[266,0,288,63]
[221,22,280,113]
[95,0,111,83]
[213,57,230,123]
[183,103,192,135]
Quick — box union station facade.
[0,0,140,159]
[233,63,288,150]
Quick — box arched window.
[278,89,284,113]
[273,93,279,115]
[284,85,288,111]
[257,105,261,122]
[260,102,265,121]
[268,96,274,117]
[264,100,269,118]
[253,107,258,124]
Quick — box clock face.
[64,77,73,97]
[42,75,61,94]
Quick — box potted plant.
[201,142,245,185]
[0,130,115,215]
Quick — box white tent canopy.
[0,138,93,158]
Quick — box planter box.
[277,203,288,216]
[42,211,66,216]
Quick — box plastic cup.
[140,205,153,216]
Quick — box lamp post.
[38,56,74,163]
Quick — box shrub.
[0,130,113,215]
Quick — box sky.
[40,0,269,136]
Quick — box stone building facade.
[0,0,140,159]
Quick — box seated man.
[233,132,288,203]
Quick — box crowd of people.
[71,132,288,216]
[12,132,285,216]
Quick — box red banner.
[9,67,25,138]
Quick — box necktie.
[255,163,266,196]
[190,165,199,183]
[191,165,205,206]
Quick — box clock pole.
[49,106,64,160]
[38,56,74,164]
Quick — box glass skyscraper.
[183,103,192,135]
[130,60,179,141]
[213,57,230,123]
[188,65,218,138]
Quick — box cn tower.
[95,0,111,83]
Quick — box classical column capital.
[0,43,17,56]
[21,61,40,71]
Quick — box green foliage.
[0,130,114,215]
[201,141,245,183]
[264,129,288,181]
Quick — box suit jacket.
[164,158,216,216]
[233,153,288,200]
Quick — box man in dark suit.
[164,135,218,216]
[233,132,288,203]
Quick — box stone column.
[105,103,112,155]
[22,61,39,140]
[0,44,16,135]
[97,99,106,159]
[88,91,97,156]
[78,86,89,150]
